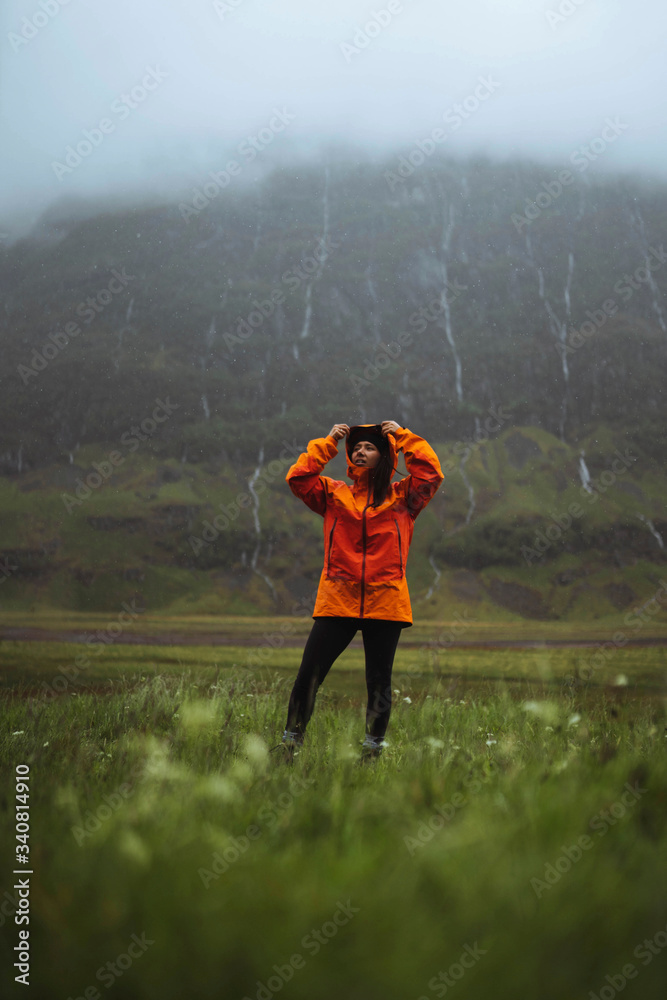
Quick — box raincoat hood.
[345,424,398,483]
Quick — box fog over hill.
[1,153,666,473]
[1,0,666,232]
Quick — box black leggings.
[284,617,404,741]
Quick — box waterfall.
[299,165,331,340]
[636,514,664,549]
[438,200,463,403]
[365,264,382,344]
[459,447,475,526]
[300,283,314,341]
[206,318,216,348]
[423,554,442,602]
[564,252,574,322]
[579,451,593,492]
[525,234,571,439]
[248,447,278,602]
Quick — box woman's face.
[351,440,381,469]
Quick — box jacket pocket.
[325,516,359,581]
[394,517,403,576]
[326,517,338,576]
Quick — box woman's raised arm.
[391,426,444,518]
[286,429,345,516]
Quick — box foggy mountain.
[1,152,666,471]
[1,152,665,619]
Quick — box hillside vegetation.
[1,153,665,617]
[0,423,664,621]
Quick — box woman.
[274,419,444,761]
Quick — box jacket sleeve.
[286,435,340,516]
[393,426,444,518]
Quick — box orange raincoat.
[286,425,444,626]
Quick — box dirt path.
[1,626,666,649]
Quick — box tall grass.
[1,667,666,999]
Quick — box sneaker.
[270,742,299,763]
[269,730,303,762]
[359,735,385,762]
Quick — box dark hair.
[370,449,394,507]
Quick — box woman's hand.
[328,423,350,441]
[381,420,401,436]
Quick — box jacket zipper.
[359,484,372,618]
[327,517,338,576]
[394,517,403,575]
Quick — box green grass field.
[1,635,666,999]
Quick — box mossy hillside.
[437,426,665,556]
[0,426,665,620]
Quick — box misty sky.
[1,0,666,229]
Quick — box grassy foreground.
[1,659,666,999]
